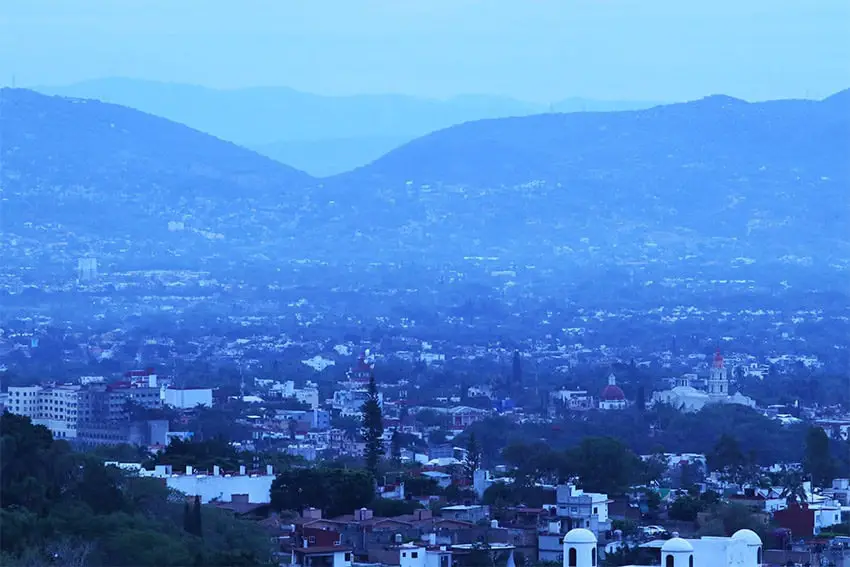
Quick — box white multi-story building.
[556,484,611,536]
[333,388,382,417]
[109,462,276,504]
[7,385,81,439]
[164,388,213,409]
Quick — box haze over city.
[2,0,849,101]
[1,2,848,567]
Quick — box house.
[728,487,786,513]
[422,471,453,489]
[440,505,489,524]
[399,541,453,567]
[290,545,353,567]
[774,501,844,537]
[114,463,276,504]
[555,484,611,535]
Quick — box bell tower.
[708,350,728,398]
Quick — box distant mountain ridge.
[325,89,850,264]
[32,78,663,175]
[2,87,848,278]
[0,88,315,270]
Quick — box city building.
[555,484,611,536]
[7,384,81,438]
[399,542,453,567]
[598,374,626,411]
[564,528,763,567]
[164,387,213,409]
[110,463,277,505]
[290,545,353,567]
[651,351,756,413]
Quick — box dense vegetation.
[0,412,274,567]
[461,402,849,471]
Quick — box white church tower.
[562,528,597,567]
[661,537,694,567]
[707,350,729,398]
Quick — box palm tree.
[779,467,808,506]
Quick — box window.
[593,507,598,514]
[344,552,351,562]
[402,553,406,558]
[689,556,694,567]
[308,536,315,544]
[592,547,597,566]
[757,547,762,564]
[411,552,418,558]
[666,556,674,567]
[568,547,577,567]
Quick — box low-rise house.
[290,545,353,567]
[555,484,612,536]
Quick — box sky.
[1,0,848,103]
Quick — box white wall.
[332,550,352,567]
[689,537,749,567]
[165,388,213,409]
[166,474,273,504]
[400,546,426,567]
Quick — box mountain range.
[32,78,662,176]
[1,87,848,278]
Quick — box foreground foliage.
[0,412,274,567]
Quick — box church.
[651,351,756,413]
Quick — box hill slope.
[33,78,661,175]
[329,91,850,264]
[0,88,315,271]
[2,88,847,280]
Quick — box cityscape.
[1,2,849,567]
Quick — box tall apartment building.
[7,380,166,443]
[7,385,81,439]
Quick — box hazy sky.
[1,0,848,102]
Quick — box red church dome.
[601,384,625,401]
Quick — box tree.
[565,437,641,496]
[0,414,274,567]
[361,374,384,477]
[183,500,192,534]
[708,433,747,483]
[779,467,808,506]
[635,385,646,412]
[803,426,835,487]
[668,495,704,522]
[463,432,482,484]
[270,468,374,518]
[193,495,203,538]
[511,350,522,390]
[390,429,402,466]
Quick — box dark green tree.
[511,350,522,389]
[463,432,482,484]
[361,374,384,477]
[270,468,374,518]
[565,437,641,496]
[668,495,704,522]
[390,429,402,466]
[192,495,203,538]
[183,500,192,534]
[804,426,836,487]
[635,385,646,412]
[708,433,747,482]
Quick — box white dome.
[662,537,694,553]
[732,529,762,546]
[563,528,597,544]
